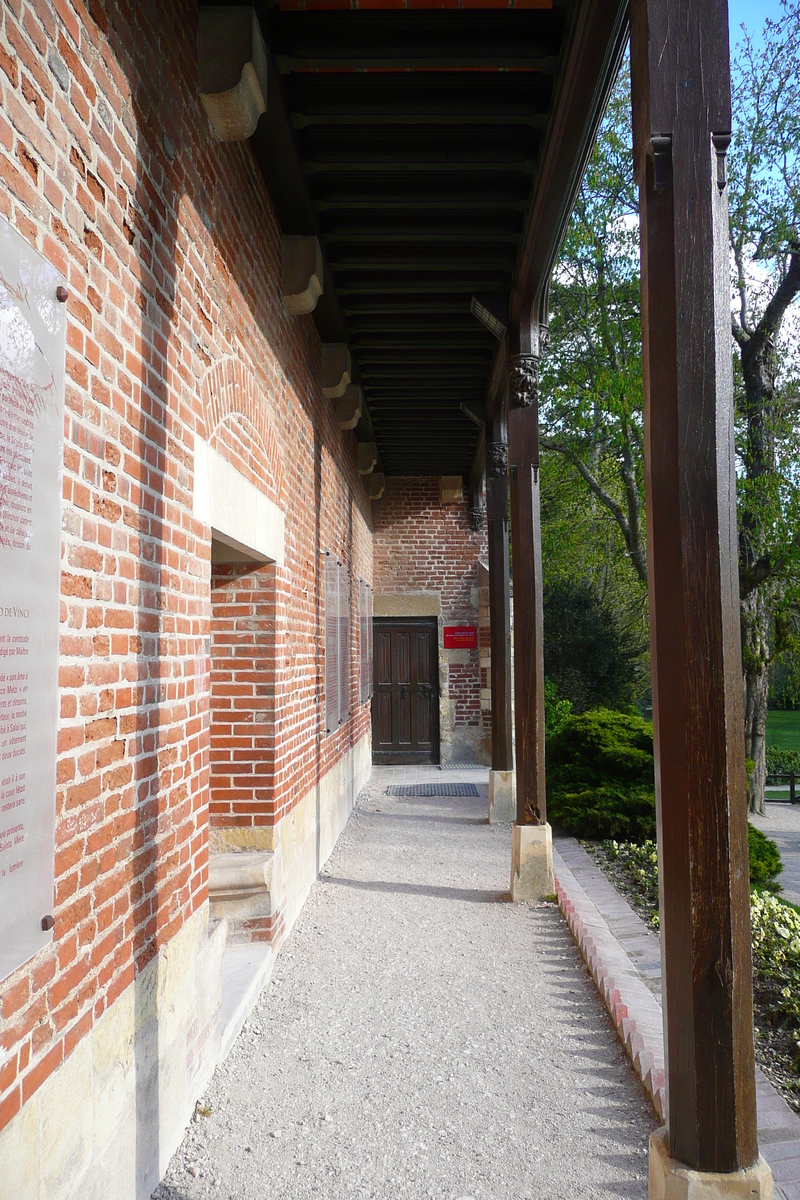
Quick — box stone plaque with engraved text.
[0,217,65,983]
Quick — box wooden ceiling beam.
[292,110,548,130]
[337,272,508,290]
[344,301,471,314]
[316,196,529,212]
[323,230,522,245]
[305,156,536,175]
[268,10,564,69]
[330,254,517,272]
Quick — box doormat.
[386,783,480,798]
[438,764,487,771]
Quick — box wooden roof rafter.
[202,0,628,477]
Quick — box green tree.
[543,578,644,713]
[540,65,647,586]
[541,10,800,813]
[729,1,800,813]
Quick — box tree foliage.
[542,578,644,714]
[540,65,647,585]
[540,8,800,813]
[729,1,800,812]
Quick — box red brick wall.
[209,561,277,828]
[0,0,372,1134]
[373,477,487,744]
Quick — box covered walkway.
[155,768,654,1200]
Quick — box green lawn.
[766,710,800,752]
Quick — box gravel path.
[154,769,655,1200]
[750,802,800,905]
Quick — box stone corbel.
[321,343,352,399]
[282,236,324,315]
[336,384,363,431]
[357,442,377,476]
[368,473,386,501]
[198,7,268,142]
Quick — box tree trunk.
[742,589,770,815]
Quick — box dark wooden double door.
[372,619,439,764]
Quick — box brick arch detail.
[200,356,285,506]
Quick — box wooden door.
[372,619,439,764]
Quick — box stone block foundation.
[649,1128,773,1200]
[510,823,554,900]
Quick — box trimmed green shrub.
[766,744,800,778]
[544,678,572,742]
[547,708,656,841]
[748,824,784,891]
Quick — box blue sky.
[728,0,785,49]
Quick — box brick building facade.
[0,3,486,1194]
[372,476,490,765]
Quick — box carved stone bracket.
[486,441,509,478]
[469,505,485,532]
[198,7,268,142]
[509,353,539,410]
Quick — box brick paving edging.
[552,847,667,1120]
[553,838,800,1200]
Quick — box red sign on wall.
[443,625,478,650]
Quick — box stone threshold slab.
[218,936,275,1060]
[553,836,800,1200]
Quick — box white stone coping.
[194,437,285,565]
[209,851,274,899]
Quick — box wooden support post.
[508,339,546,828]
[507,331,552,895]
[486,411,513,776]
[631,0,764,1182]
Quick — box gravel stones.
[153,771,655,1200]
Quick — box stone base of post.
[649,1129,773,1199]
[510,823,554,900]
[488,769,516,823]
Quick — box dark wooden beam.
[353,318,487,327]
[305,155,537,176]
[510,0,629,325]
[487,408,513,775]
[507,347,546,827]
[324,230,522,245]
[337,279,510,295]
[317,196,529,213]
[285,69,553,113]
[329,252,518,271]
[269,10,564,72]
[631,0,759,1177]
[344,303,473,316]
[292,109,549,130]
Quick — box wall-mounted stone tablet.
[357,442,377,476]
[198,7,268,142]
[368,472,386,501]
[335,384,362,430]
[321,343,352,399]
[282,235,323,315]
[439,475,463,505]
